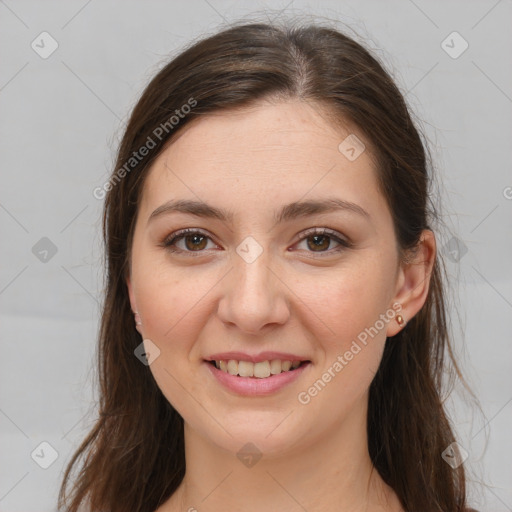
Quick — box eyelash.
[161,227,352,257]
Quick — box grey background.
[1,1,511,510]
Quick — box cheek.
[132,264,218,414]
[299,258,395,347]
[296,258,395,400]
[135,264,215,346]
[294,269,391,421]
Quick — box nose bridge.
[236,248,273,299]
[217,240,289,332]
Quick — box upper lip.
[206,351,310,363]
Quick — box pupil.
[308,235,329,251]
[186,234,207,251]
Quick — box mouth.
[205,359,311,378]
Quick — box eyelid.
[293,227,352,254]
[162,226,352,256]
[162,228,219,253]
[298,227,350,244]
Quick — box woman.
[58,20,477,512]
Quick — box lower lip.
[204,361,310,396]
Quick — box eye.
[294,227,351,255]
[162,227,351,257]
[162,228,218,255]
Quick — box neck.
[162,400,402,512]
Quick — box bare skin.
[126,99,435,512]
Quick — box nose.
[217,250,290,334]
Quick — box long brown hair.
[58,19,471,512]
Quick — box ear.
[126,272,143,335]
[386,229,436,337]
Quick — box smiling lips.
[212,359,302,378]
[205,351,310,379]
[205,355,311,396]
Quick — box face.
[127,99,408,457]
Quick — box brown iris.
[307,234,330,252]
[184,234,208,251]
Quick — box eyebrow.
[147,197,370,226]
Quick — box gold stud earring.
[396,314,405,327]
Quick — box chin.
[188,413,306,459]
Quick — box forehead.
[139,100,387,222]
[157,99,367,164]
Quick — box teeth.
[227,360,238,375]
[254,361,270,378]
[270,359,282,374]
[214,359,304,378]
[238,360,254,377]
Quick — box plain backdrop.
[1,1,511,510]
